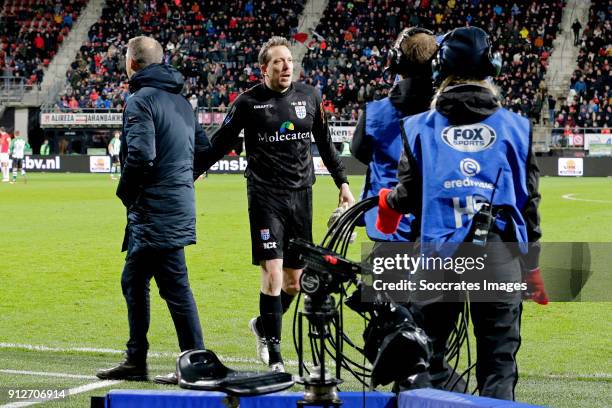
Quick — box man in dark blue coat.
[96,36,210,383]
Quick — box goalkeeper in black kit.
[202,36,355,372]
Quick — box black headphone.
[386,27,435,76]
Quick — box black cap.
[435,27,500,80]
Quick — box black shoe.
[96,358,148,381]
[153,372,178,385]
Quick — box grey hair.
[127,36,163,68]
[258,36,291,65]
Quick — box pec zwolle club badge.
[260,229,270,241]
[295,105,306,119]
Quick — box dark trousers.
[415,236,523,400]
[418,300,522,400]
[121,246,204,362]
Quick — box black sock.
[259,292,283,364]
[281,290,295,314]
[256,290,296,334]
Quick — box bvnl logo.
[280,121,295,133]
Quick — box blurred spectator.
[572,19,582,46]
[547,94,556,125]
[40,139,50,155]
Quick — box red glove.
[376,188,403,234]
[523,268,549,305]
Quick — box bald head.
[126,36,163,78]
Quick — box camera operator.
[351,27,437,242]
[376,27,547,400]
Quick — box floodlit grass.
[0,174,610,407]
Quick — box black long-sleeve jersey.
[204,82,348,189]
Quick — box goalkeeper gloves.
[375,188,402,234]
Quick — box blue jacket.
[352,78,434,241]
[401,108,530,249]
[117,64,210,251]
[387,85,542,267]
[360,97,413,241]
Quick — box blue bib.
[361,98,413,241]
[402,108,530,252]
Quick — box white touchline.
[0,369,97,380]
[2,343,610,380]
[0,380,122,408]
[562,193,612,204]
[525,373,612,380]
[0,342,296,365]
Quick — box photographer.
[376,27,547,400]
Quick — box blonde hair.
[431,76,502,109]
[258,36,291,65]
[399,31,438,65]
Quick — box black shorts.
[247,182,312,269]
[12,158,23,169]
[111,155,120,164]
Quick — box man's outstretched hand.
[339,183,355,207]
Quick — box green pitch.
[0,174,610,407]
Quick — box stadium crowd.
[55,0,303,111]
[41,0,590,135]
[557,0,612,130]
[0,0,87,87]
[51,1,567,121]
[301,0,564,121]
